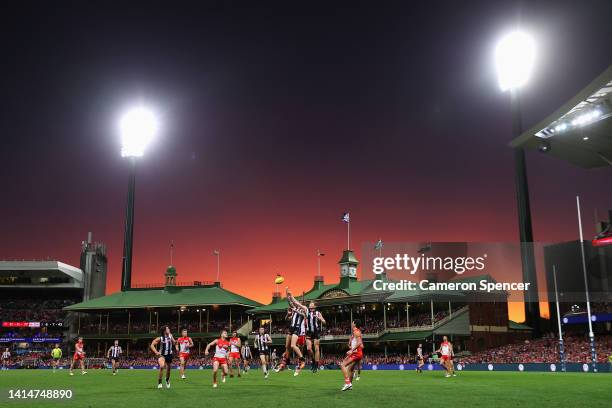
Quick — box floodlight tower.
[495,31,540,335]
[119,106,158,291]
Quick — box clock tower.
[338,249,359,282]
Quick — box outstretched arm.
[317,311,326,325]
[286,288,308,313]
[204,339,218,355]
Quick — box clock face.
[349,267,357,277]
[340,265,349,276]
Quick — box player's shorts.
[229,352,240,359]
[306,331,320,340]
[257,350,269,357]
[441,355,450,362]
[53,357,61,361]
[297,335,306,346]
[213,357,228,365]
[160,354,173,364]
[179,352,190,360]
[349,352,363,362]
[289,327,300,336]
[73,352,84,361]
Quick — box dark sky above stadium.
[1,1,611,320]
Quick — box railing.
[263,306,471,341]
[131,281,215,289]
[386,305,470,333]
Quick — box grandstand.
[247,249,531,357]
[0,261,83,367]
[62,265,261,357]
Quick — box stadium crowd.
[0,297,77,322]
[462,333,612,364]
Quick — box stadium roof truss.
[510,65,612,168]
[0,260,83,288]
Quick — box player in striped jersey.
[106,340,122,376]
[2,348,10,370]
[416,343,425,373]
[69,337,87,376]
[341,319,364,391]
[240,340,252,373]
[288,295,326,373]
[150,326,176,389]
[254,326,272,379]
[205,329,231,388]
[176,328,194,380]
[285,288,307,374]
[274,307,296,372]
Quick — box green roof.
[64,285,261,311]
[249,277,382,314]
[338,250,359,265]
[508,320,532,331]
[378,330,433,341]
[385,282,467,302]
[449,274,497,286]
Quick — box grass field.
[1,369,610,408]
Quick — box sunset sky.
[1,1,611,323]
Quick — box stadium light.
[495,31,536,91]
[495,29,541,335]
[118,105,159,292]
[119,106,158,158]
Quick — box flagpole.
[317,249,321,276]
[576,195,597,372]
[347,219,351,250]
[215,250,220,282]
[552,264,566,372]
[170,241,174,265]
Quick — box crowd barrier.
[17,362,612,373]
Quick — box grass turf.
[0,368,610,408]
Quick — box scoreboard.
[1,321,65,328]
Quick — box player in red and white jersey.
[436,336,456,377]
[69,337,87,376]
[205,329,231,388]
[176,328,194,380]
[228,331,242,378]
[340,319,363,391]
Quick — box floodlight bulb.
[120,106,158,157]
[495,31,536,91]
